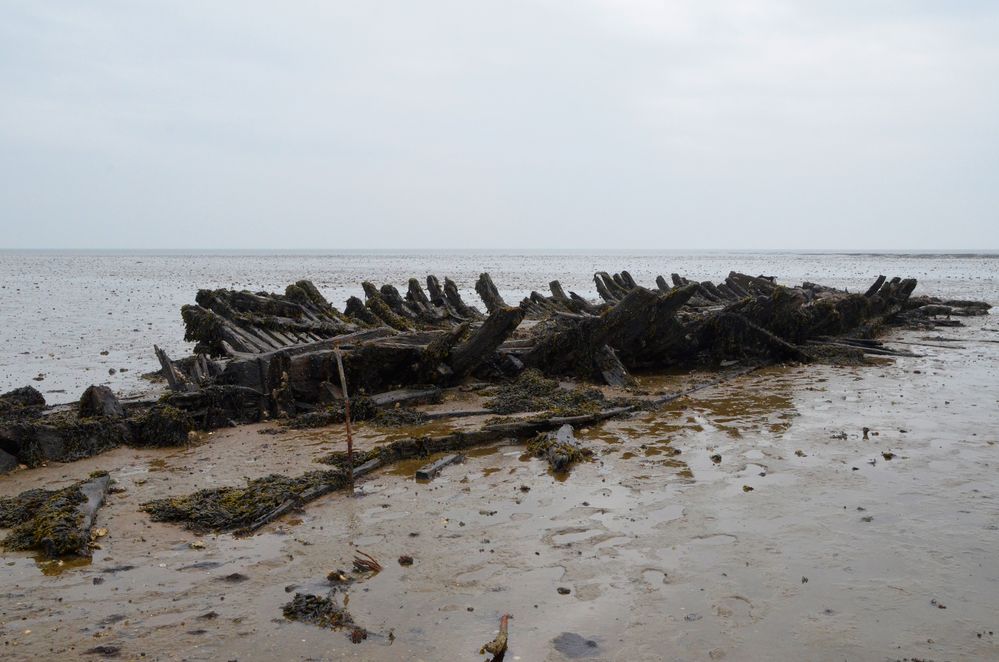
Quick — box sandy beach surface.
[2,316,997,661]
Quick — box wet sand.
[2,319,998,661]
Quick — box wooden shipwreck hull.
[1,267,989,473]
[167,268,988,413]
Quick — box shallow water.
[1,249,996,402]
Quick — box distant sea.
[2,250,995,403]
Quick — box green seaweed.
[0,386,46,419]
[9,411,129,467]
[285,398,375,429]
[316,447,383,469]
[1,472,108,558]
[130,405,193,446]
[526,432,592,473]
[371,407,428,427]
[141,469,349,533]
[485,369,604,416]
[0,488,53,528]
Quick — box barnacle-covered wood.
[1,472,110,558]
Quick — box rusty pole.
[333,345,354,492]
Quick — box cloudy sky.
[1,1,997,249]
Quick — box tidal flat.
[2,318,997,661]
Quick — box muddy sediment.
[1,318,997,660]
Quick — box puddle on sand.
[33,554,93,576]
[381,455,438,479]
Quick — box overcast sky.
[1,1,997,250]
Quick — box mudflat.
[2,318,997,661]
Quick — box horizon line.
[3,247,998,253]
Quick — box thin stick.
[333,345,355,492]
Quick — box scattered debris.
[398,555,414,566]
[527,424,591,474]
[327,569,350,583]
[352,550,383,574]
[282,592,354,629]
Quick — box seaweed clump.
[6,411,129,468]
[141,469,349,533]
[526,426,592,474]
[485,369,604,416]
[1,471,109,558]
[371,407,428,427]
[0,488,54,528]
[285,398,375,429]
[283,592,354,629]
[130,405,194,446]
[316,447,382,469]
[0,386,46,419]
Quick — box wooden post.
[333,345,355,492]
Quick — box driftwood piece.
[76,473,111,550]
[529,424,588,474]
[1,472,111,558]
[234,475,348,536]
[368,388,443,408]
[415,453,464,480]
[154,345,194,391]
